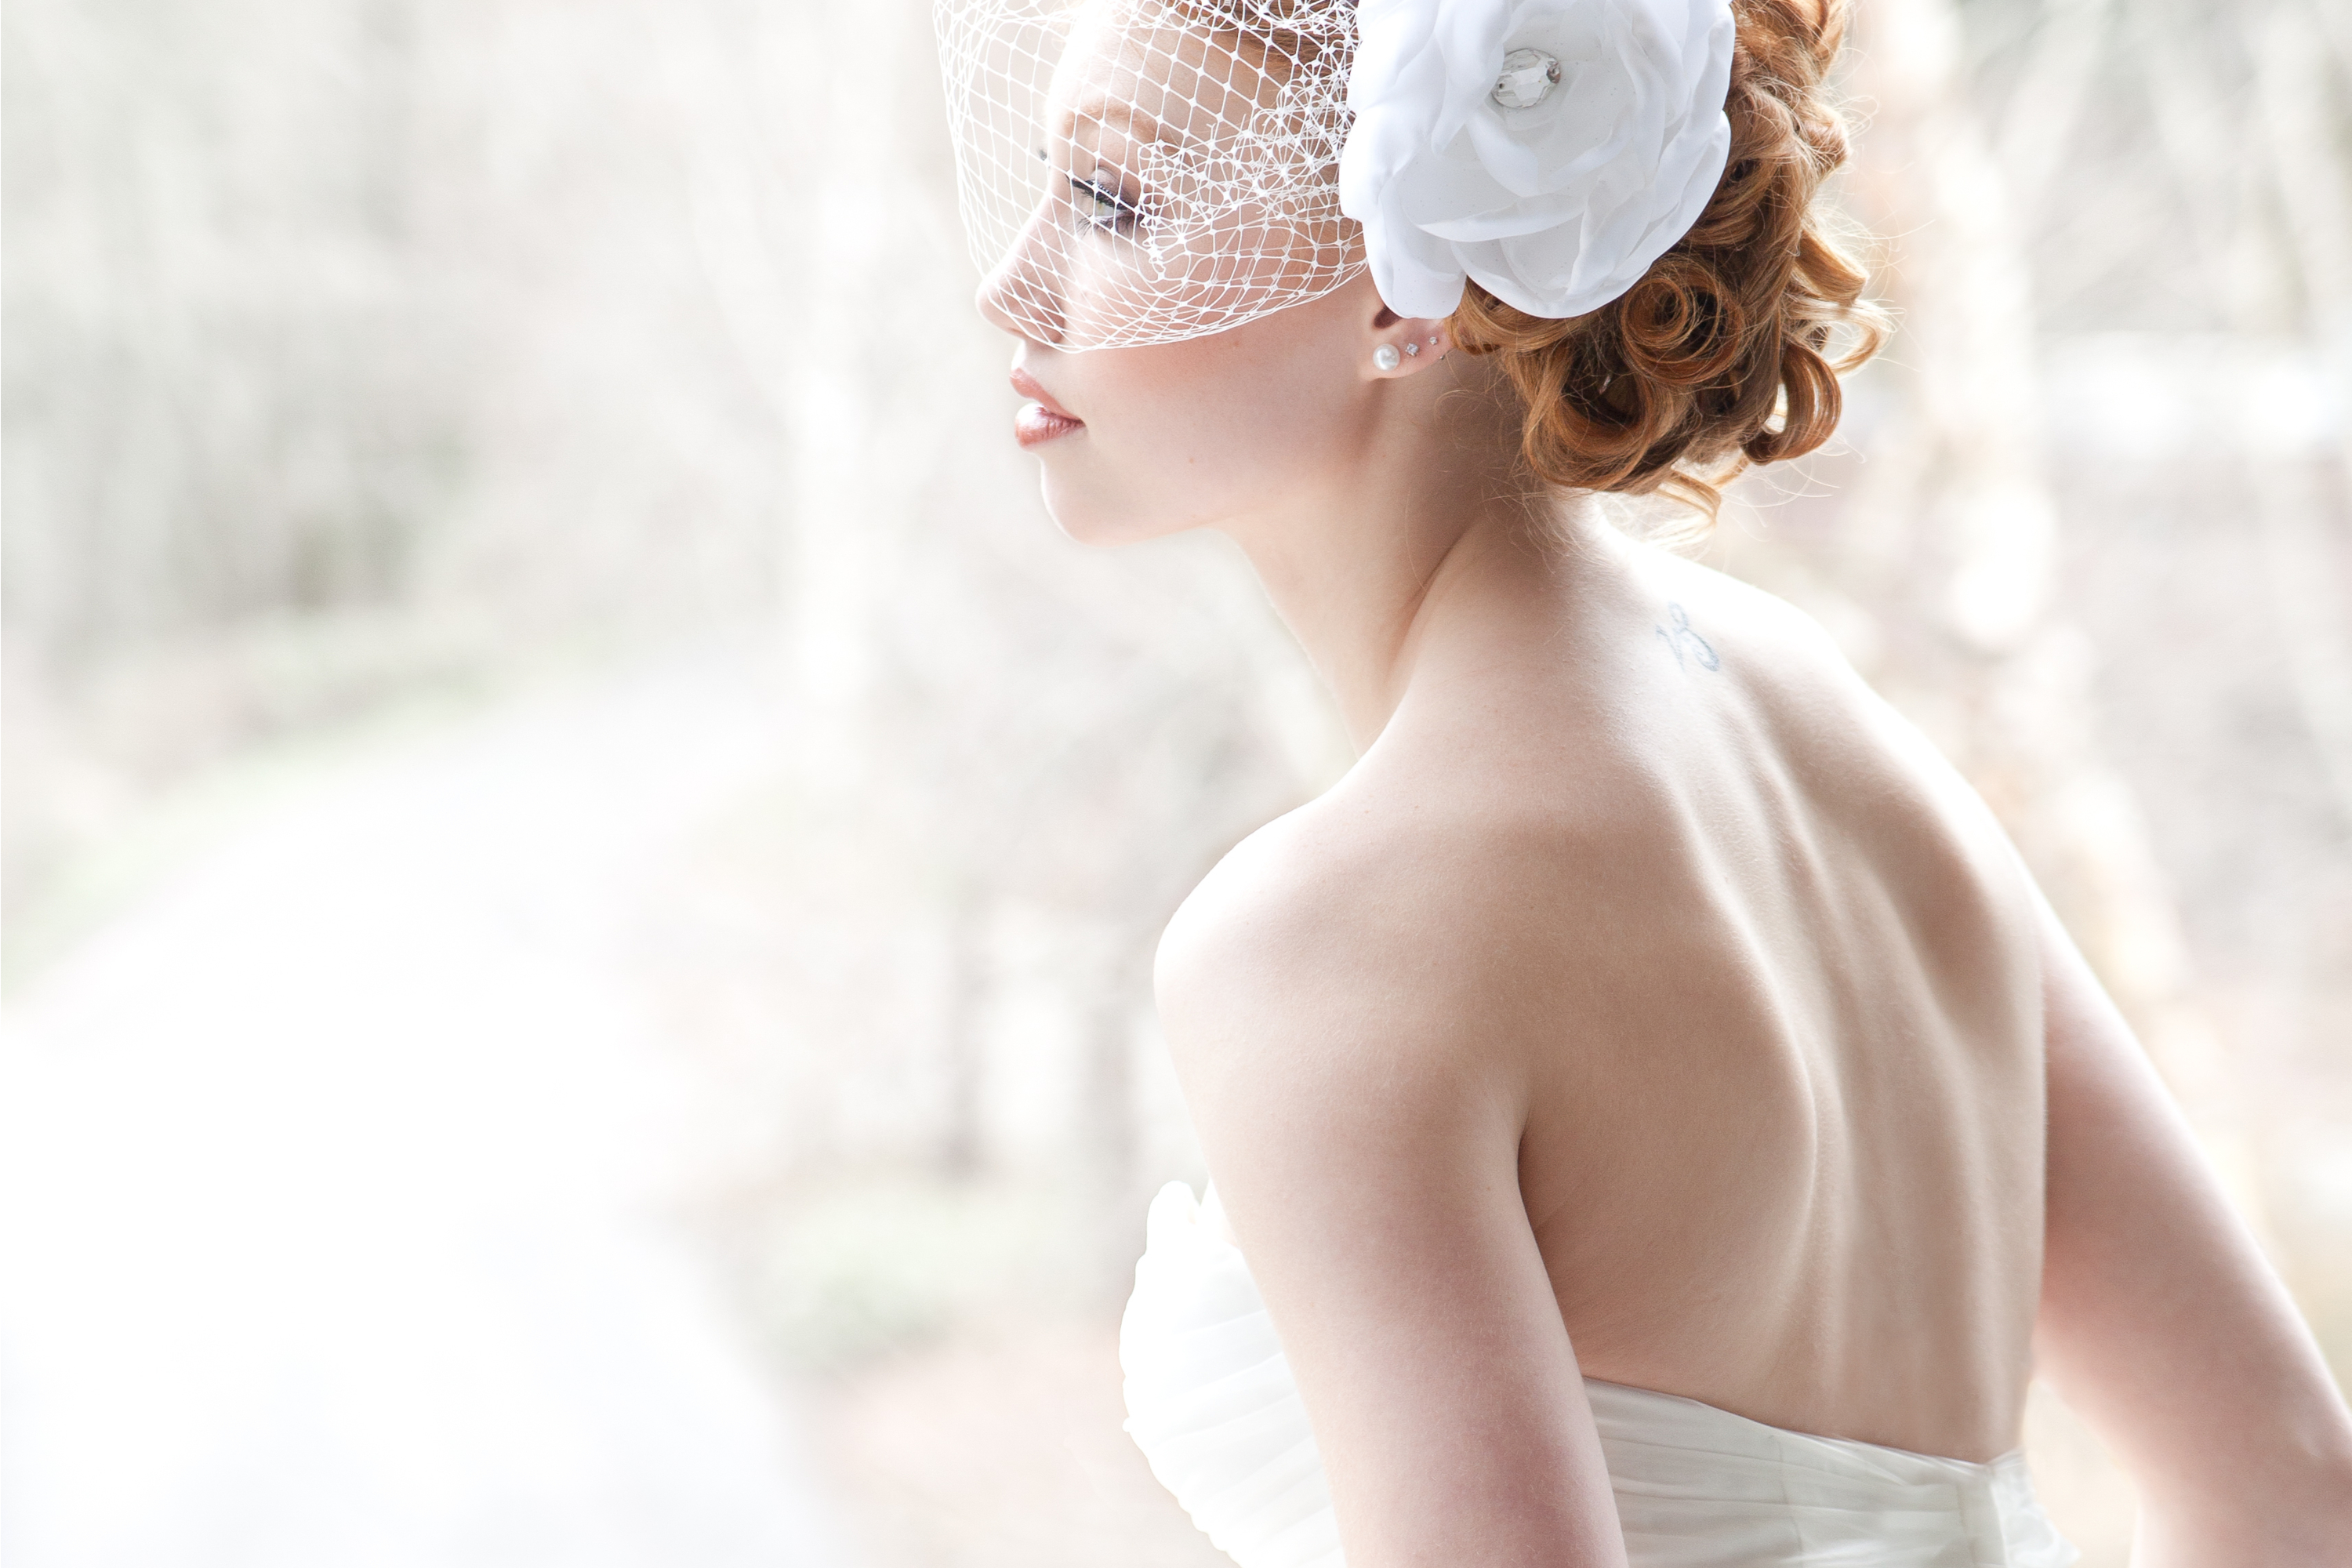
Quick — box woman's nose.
[975,201,1068,344]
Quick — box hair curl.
[1446,0,1885,519]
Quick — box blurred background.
[2,0,2346,1563]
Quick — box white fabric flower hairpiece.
[1338,0,1737,322]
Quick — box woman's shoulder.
[1156,552,1830,1049]
[1154,786,1457,1010]
[1155,538,2029,1085]
[1626,543,2010,829]
[1631,540,1875,706]
[1152,757,1614,1093]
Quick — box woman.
[937,0,2352,1563]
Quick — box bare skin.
[980,20,2352,1566]
[1156,512,2047,1568]
[1154,488,2352,1564]
[1200,517,2056,1468]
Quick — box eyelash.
[1069,174,1142,232]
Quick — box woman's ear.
[1364,307,1456,380]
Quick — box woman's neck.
[1217,412,1606,753]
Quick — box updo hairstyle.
[1447,0,1885,517]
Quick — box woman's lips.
[1014,401,1083,448]
[1011,367,1083,448]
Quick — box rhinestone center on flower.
[1492,48,1563,110]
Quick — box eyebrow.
[1058,97,1178,154]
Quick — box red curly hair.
[1446,0,1884,518]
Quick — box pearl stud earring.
[1373,343,1402,372]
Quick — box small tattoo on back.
[1655,602,1721,672]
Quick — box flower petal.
[1337,0,1737,321]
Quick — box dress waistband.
[1120,1181,2078,1568]
[1582,1377,2077,1567]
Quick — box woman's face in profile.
[972,5,1386,546]
[991,276,1392,546]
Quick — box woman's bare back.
[1497,543,2045,1461]
[1178,530,2045,1461]
[1160,517,2352,1564]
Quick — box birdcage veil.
[934,0,1366,350]
[935,0,1739,351]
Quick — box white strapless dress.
[1121,1182,2078,1568]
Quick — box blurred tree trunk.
[2249,1,2352,837]
[940,878,989,1178]
[1080,933,1150,1294]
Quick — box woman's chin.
[1038,473,1185,549]
[1044,503,1165,550]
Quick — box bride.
[935,0,2352,1563]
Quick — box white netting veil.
[935,0,1367,350]
[935,0,1739,351]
